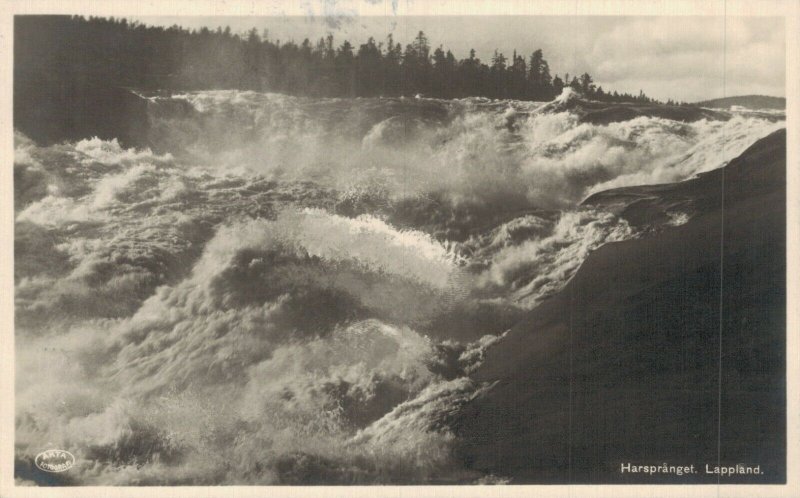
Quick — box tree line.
[14,15,682,105]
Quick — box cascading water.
[14,89,784,484]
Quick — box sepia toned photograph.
[3,1,796,494]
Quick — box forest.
[15,15,669,103]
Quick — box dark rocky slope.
[452,129,786,483]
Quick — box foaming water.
[146,90,782,209]
[13,90,784,485]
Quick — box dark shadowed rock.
[452,129,786,483]
[583,129,786,228]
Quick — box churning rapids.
[14,89,784,484]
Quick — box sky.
[134,15,785,102]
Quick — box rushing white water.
[14,90,783,485]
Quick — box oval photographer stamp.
[34,449,75,473]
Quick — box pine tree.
[14,14,665,119]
